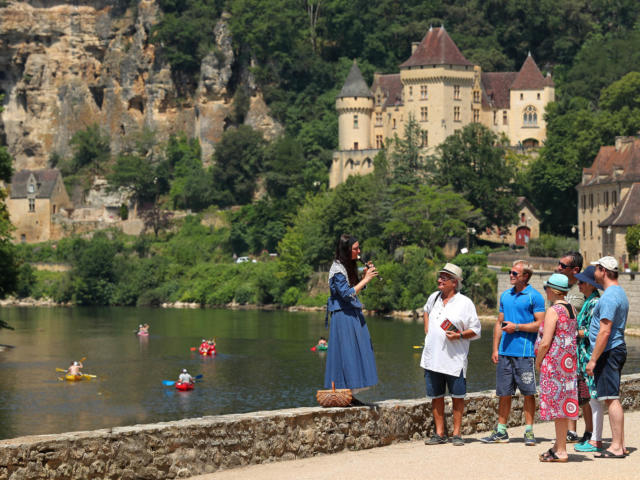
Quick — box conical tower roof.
[337,61,372,98]
[400,26,472,68]
[511,53,547,90]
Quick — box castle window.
[454,106,461,122]
[493,111,497,125]
[520,93,524,100]
[376,95,381,106]
[353,142,358,150]
[29,198,35,212]
[408,86,413,100]
[590,221,593,238]
[421,130,428,147]
[375,112,382,125]
[537,93,541,100]
[420,85,428,99]
[502,110,508,125]
[27,183,35,193]
[353,114,358,129]
[53,205,56,214]
[393,118,396,129]
[612,191,617,205]
[589,194,593,210]
[473,108,480,122]
[420,107,428,122]
[473,91,480,103]
[523,105,538,126]
[581,194,586,211]
[454,85,460,100]
[376,135,383,149]
[582,222,585,238]
[605,191,609,209]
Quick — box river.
[0,306,639,440]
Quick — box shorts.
[594,343,627,400]
[424,369,466,399]
[496,355,537,397]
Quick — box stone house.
[478,196,540,247]
[576,135,640,266]
[330,26,554,187]
[7,168,72,243]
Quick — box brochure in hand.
[440,319,459,333]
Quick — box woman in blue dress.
[324,234,378,399]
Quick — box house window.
[421,130,428,147]
[27,183,35,193]
[590,221,593,238]
[353,142,358,150]
[420,85,428,99]
[376,95,381,106]
[589,193,593,210]
[20,234,26,243]
[454,106,461,122]
[473,91,480,103]
[582,222,585,239]
[581,194,586,211]
[420,107,428,122]
[523,105,538,126]
[353,115,358,129]
[604,191,609,209]
[537,93,541,100]
[453,85,460,99]
[29,198,35,212]
[493,111,497,125]
[612,191,617,205]
[53,205,56,214]
[520,93,524,100]
[375,113,382,125]
[473,108,480,122]
[393,118,396,129]
[376,135,383,149]
[502,111,508,125]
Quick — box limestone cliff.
[0,0,283,171]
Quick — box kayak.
[64,374,93,381]
[199,349,216,356]
[316,345,328,351]
[137,331,149,336]
[175,382,194,391]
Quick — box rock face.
[0,1,282,171]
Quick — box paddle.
[413,345,424,349]
[163,374,203,386]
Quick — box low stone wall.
[2,374,640,480]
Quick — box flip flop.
[539,448,568,463]
[594,450,625,459]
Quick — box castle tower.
[336,61,373,151]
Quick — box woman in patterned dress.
[324,234,378,402]
[535,273,578,462]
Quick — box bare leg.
[498,396,511,425]
[432,397,446,437]
[554,419,569,459]
[568,419,577,434]
[452,398,464,436]
[523,395,536,426]
[605,399,625,455]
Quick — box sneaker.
[451,435,465,446]
[524,430,536,446]
[578,431,592,444]
[575,441,602,453]
[425,433,448,445]
[566,430,579,443]
[479,429,509,443]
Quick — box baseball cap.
[591,256,618,272]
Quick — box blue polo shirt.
[498,284,545,357]
[589,285,628,352]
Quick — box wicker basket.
[316,382,352,407]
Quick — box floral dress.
[577,292,600,399]
[538,303,579,420]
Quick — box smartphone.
[501,322,507,328]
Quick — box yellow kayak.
[63,374,95,381]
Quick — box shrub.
[281,287,301,307]
[528,234,579,257]
[234,283,257,305]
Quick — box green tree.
[0,94,17,302]
[432,123,517,229]
[626,224,640,261]
[166,133,210,210]
[69,123,111,175]
[387,115,426,187]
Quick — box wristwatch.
[515,324,520,332]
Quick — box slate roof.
[481,72,518,109]
[400,26,472,68]
[371,74,403,107]
[511,53,549,90]
[10,169,62,199]
[337,61,372,99]
[516,196,540,219]
[581,138,640,186]
[600,182,640,227]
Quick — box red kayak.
[175,382,194,391]
[199,348,216,356]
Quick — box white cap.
[182,369,187,373]
[438,263,463,283]
[591,256,618,272]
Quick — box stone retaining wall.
[1,374,640,479]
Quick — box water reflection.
[0,306,638,440]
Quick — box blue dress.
[324,263,378,390]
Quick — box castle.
[330,26,555,187]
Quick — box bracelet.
[459,332,463,339]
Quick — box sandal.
[539,448,568,463]
[593,449,625,459]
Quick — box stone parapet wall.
[1,374,640,480]
[497,271,640,326]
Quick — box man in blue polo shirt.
[481,260,545,445]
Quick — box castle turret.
[336,61,373,151]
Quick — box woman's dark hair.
[335,233,359,285]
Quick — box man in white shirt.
[421,263,481,446]
[178,369,194,384]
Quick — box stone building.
[577,135,640,266]
[479,196,540,247]
[330,26,555,187]
[7,168,72,243]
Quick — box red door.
[515,226,531,247]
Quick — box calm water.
[0,307,639,440]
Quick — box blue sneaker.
[575,441,602,452]
[524,430,536,446]
[479,429,509,443]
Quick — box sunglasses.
[509,270,519,276]
[558,261,572,269]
